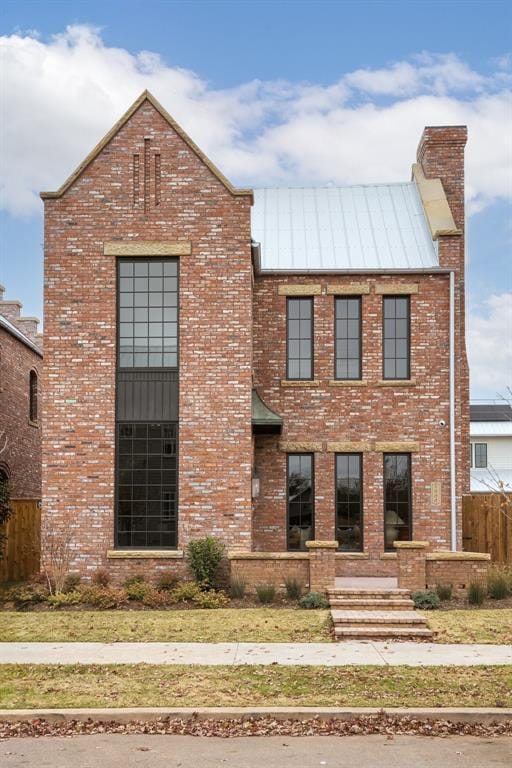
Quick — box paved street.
[1,734,511,767]
[1,640,511,666]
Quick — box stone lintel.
[326,283,370,295]
[104,241,191,256]
[279,441,322,453]
[278,284,322,296]
[375,283,419,295]
[327,441,370,453]
[107,550,184,559]
[375,442,420,452]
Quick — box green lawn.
[424,609,512,644]
[0,609,332,643]
[0,664,509,709]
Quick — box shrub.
[255,583,276,604]
[47,591,81,608]
[141,587,173,608]
[192,589,230,609]
[229,578,246,599]
[125,581,152,601]
[78,585,126,609]
[284,578,302,600]
[299,591,329,610]
[171,581,201,603]
[487,568,511,600]
[63,572,81,593]
[435,583,453,602]
[156,572,178,592]
[186,537,225,589]
[5,584,48,610]
[468,581,486,606]
[92,569,110,587]
[411,590,440,610]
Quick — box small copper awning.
[252,389,283,434]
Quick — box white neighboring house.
[470,403,512,493]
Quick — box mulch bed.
[1,714,511,740]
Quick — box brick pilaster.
[306,540,337,593]
[395,541,429,591]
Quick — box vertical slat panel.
[462,493,512,564]
[0,500,41,582]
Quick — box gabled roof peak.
[40,90,252,202]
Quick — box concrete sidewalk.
[1,641,511,666]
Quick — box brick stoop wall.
[395,540,490,596]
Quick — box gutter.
[256,267,453,276]
[449,269,456,550]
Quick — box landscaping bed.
[0,664,510,709]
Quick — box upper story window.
[118,259,178,369]
[474,443,487,468]
[335,297,361,380]
[29,370,38,423]
[383,296,410,380]
[286,297,313,380]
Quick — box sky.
[0,0,511,399]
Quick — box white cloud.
[467,294,512,396]
[0,25,511,218]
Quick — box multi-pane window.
[29,370,38,422]
[117,423,177,548]
[474,443,487,468]
[384,453,412,550]
[119,260,178,369]
[335,454,363,551]
[287,298,313,379]
[335,297,361,379]
[287,454,314,550]
[383,296,410,379]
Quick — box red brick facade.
[0,288,42,500]
[41,93,469,582]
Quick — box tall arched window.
[29,370,38,423]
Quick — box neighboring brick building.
[40,91,469,583]
[0,285,43,499]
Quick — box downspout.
[449,269,457,550]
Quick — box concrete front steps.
[328,588,433,641]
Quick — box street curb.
[0,707,511,725]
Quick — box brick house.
[0,285,42,499]
[40,91,469,585]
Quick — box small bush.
[91,569,110,587]
[284,578,302,601]
[468,581,486,606]
[63,572,81,592]
[255,583,276,604]
[123,574,145,588]
[186,537,225,589]
[435,583,453,602]
[487,568,511,600]
[229,578,246,599]
[141,587,173,608]
[47,591,81,608]
[299,591,329,610]
[171,581,201,603]
[411,590,440,610]
[192,589,230,609]
[5,584,48,610]
[125,581,152,601]
[78,585,126,609]
[156,572,178,592]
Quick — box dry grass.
[425,609,512,644]
[0,609,332,643]
[0,664,510,709]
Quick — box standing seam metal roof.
[251,183,439,271]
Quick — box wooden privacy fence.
[0,499,41,582]
[462,493,512,565]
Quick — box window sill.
[376,379,416,387]
[281,379,320,388]
[380,552,398,560]
[329,380,368,387]
[28,419,39,428]
[107,549,184,560]
[335,552,369,559]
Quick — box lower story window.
[336,453,363,551]
[384,453,411,550]
[287,453,314,551]
[116,422,177,548]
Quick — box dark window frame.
[335,452,363,552]
[286,296,314,380]
[382,295,411,380]
[287,452,315,551]
[334,295,362,380]
[383,452,412,551]
[474,443,488,468]
[29,369,38,423]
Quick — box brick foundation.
[426,552,490,597]
[229,552,310,593]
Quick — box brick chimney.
[18,316,41,345]
[416,125,467,233]
[0,297,22,324]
